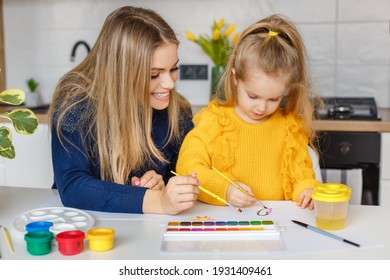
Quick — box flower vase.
[210,66,225,101]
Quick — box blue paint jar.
[25,221,53,233]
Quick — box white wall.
[3,0,390,107]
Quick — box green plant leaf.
[0,89,25,105]
[1,109,38,135]
[27,78,39,92]
[0,126,12,151]
[0,144,15,159]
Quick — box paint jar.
[24,231,54,256]
[312,183,351,230]
[25,221,53,233]
[86,228,115,252]
[56,230,85,255]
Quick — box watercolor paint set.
[164,220,281,239]
[161,219,284,253]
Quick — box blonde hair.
[217,14,320,147]
[49,6,190,184]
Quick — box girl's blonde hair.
[49,6,190,184]
[217,14,320,147]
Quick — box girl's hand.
[226,181,257,208]
[131,170,165,190]
[297,188,314,210]
[159,172,200,214]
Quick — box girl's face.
[234,68,287,123]
[149,42,179,110]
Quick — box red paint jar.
[56,230,85,255]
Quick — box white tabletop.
[0,185,389,260]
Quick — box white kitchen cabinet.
[380,133,390,206]
[0,122,53,188]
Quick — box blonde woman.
[49,6,200,214]
[177,14,321,210]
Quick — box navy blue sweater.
[51,103,193,213]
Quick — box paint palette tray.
[161,220,284,253]
[14,207,95,233]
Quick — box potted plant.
[25,78,42,107]
[0,88,38,159]
[185,19,239,100]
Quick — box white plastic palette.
[14,207,95,233]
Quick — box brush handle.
[170,170,240,212]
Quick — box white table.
[0,185,389,260]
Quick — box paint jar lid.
[26,221,53,233]
[24,231,53,255]
[312,183,351,202]
[56,230,85,255]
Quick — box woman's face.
[234,68,287,123]
[149,42,179,110]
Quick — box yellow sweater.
[177,100,320,205]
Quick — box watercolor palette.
[161,219,284,253]
[14,207,95,233]
[164,220,281,240]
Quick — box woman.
[49,6,200,214]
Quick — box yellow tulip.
[223,24,236,37]
[217,18,225,29]
[185,31,196,42]
[232,32,239,44]
[212,29,220,41]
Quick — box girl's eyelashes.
[151,73,159,79]
[247,92,257,99]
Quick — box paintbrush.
[170,171,242,213]
[2,226,14,253]
[211,166,272,213]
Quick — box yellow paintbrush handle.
[212,166,249,195]
[170,170,241,212]
[4,227,14,253]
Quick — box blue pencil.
[291,220,360,247]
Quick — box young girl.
[177,14,321,210]
[49,6,200,214]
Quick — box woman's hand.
[142,172,200,215]
[131,170,165,190]
[296,188,314,210]
[226,181,257,208]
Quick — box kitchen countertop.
[2,105,390,132]
[192,106,390,133]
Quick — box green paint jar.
[24,231,53,256]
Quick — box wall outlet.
[180,64,208,80]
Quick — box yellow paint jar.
[86,228,115,252]
[312,183,351,230]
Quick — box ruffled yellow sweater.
[177,100,320,205]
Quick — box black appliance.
[316,97,381,120]
[317,97,381,205]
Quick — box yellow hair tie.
[268,30,279,37]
